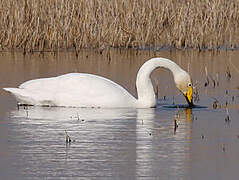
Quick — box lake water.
[1,49,239,179]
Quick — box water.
[1,49,239,179]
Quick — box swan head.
[174,71,193,107]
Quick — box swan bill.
[184,86,194,107]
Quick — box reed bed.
[1,0,239,52]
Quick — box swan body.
[4,58,193,108]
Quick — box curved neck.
[136,58,183,107]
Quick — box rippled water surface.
[1,50,239,179]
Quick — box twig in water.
[208,75,216,88]
[77,112,80,121]
[163,96,166,100]
[155,85,159,99]
[212,97,218,109]
[222,145,226,152]
[204,78,209,87]
[24,105,29,118]
[225,108,230,123]
[226,66,231,81]
[174,118,178,133]
[193,86,200,103]
[204,66,209,87]
[216,73,219,86]
[212,79,216,88]
[65,130,72,143]
[212,101,217,109]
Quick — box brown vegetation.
[0,0,239,52]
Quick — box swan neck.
[135,58,183,107]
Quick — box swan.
[3,57,193,108]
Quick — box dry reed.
[1,0,239,52]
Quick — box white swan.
[3,57,193,108]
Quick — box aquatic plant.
[1,0,239,52]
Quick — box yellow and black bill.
[184,86,194,107]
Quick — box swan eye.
[188,83,192,87]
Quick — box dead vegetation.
[1,0,239,52]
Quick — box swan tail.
[4,88,28,96]
[3,88,35,105]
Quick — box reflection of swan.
[9,106,193,178]
[11,106,138,122]
[4,58,193,108]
